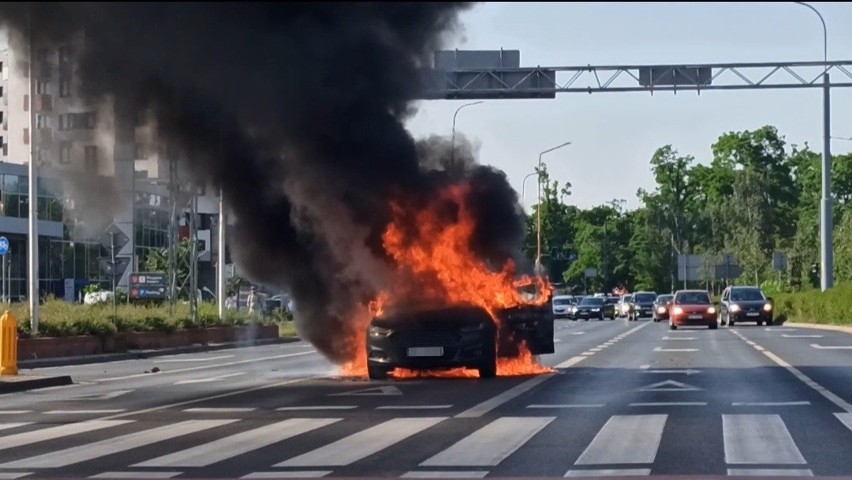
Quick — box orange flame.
[342,182,554,378]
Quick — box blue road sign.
[0,237,9,256]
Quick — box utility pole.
[217,187,226,319]
[27,14,39,333]
[167,156,178,315]
[110,231,117,319]
[189,180,198,325]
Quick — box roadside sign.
[584,268,597,279]
[0,237,9,256]
[100,223,129,252]
[99,256,131,278]
[129,272,168,300]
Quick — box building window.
[58,112,97,130]
[59,143,71,164]
[36,80,49,95]
[134,143,147,159]
[36,48,50,63]
[36,114,49,129]
[85,111,97,129]
[59,77,71,97]
[59,46,73,63]
[23,94,29,112]
[23,128,29,145]
[0,112,4,124]
[37,148,47,163]
[0,136,5,156]
[84,145,98,170]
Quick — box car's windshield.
[552,298,572,305]
[675,291,712,305]
[657,295,673,304]
[580,297,604,306]
[731,288,765,302]
[634,293,656,303]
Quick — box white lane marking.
[727,469,813,477]
[242,472,331,479]
[275,417,446,467]
[0,423,31,431]
[276,406,357,411]
[72,390,135,401]
[722,414,806,464]
[90,473,182,479]
[732,401,811,407]
[581,352,596,356]
[455,375,554,419]
[574,415,667,465]
[402,471,489,478]
[0,474,33,479]
[0,420,236,469]
[527,404,605,409]
[330,385,402,396]
[97,351,316,382]
[662,337,696,340]
[653,347,698,352]
[629,402,707,407]
[133,418,340,467]
[639,380,701,392]
[810,344,852,349]
[565,469,651,477]
[766,328,796,332]
[45,410,126,415]
[174,372,246,385]
[643,369,701,375]
[0,411,31,415]
[420,417,554,467]
[183,407,257,413]
[567,332,586,335]
[835,412,852,433]
[555,323,649,371]
[781,334,823,338]
[639,365,650,370]
[157,355,235,363]
[376,405,452,410]
[0,420,133,451]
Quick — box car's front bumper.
[367,327,495,371]
[671,313,716,327]
[730,311,773,323]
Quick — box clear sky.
[404,2,852,212]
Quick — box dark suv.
[629,291,658,321]
[719,286,774,326]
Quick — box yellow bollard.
[0,310,18,376]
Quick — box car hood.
[371,305,492,330]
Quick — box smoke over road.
[0,3,535,365]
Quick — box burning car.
[366,302,554,380]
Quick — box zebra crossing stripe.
[722,415,806,465]
[574,415,667,465]
[0,420,236,469]
[132,418,341,467]
[0,420,133,452]
[420,417,555,467]
[275,417,446,467]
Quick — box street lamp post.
[536,141,572,274]
[521,171,539,210]
[793,1,832,291]
[450,101,484,164]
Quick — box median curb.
[0,374,74,394]
[18,336,302,370]
[782,322,852,334]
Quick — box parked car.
[719,285,774,326]
[573,296,615,321]
[365,303,554,380]
[669,289,718,330]
[629,291,658,321]
[652,294,674,322]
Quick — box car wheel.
[670,323,677,330]
[765,319,773,326]
[709,322,718,330]
[729,318,735,327]
[478,359,497,379]
[368,365,389,380]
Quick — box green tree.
[144,238,193,300]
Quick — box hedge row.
[2,300,293,338]
[772,282,852,326]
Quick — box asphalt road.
[1,318,850,479]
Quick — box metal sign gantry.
[419,53,852,291]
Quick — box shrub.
[773,282,852,326]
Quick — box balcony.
[35,94,53,112]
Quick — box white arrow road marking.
[639,380,702,392]
[174,372,246,385]
[643,369,702,375]
[329,385,402,396]
[810,344,852,350]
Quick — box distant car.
[629,291,658,321]
[669,290,718,330]
[719,286,774,326]
[551,295,576,319]
[573,296,615,321]
[652,294,674,322]
[365,303,554,380]
[617,294,633,318]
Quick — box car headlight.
[673,307,683,315]
[571,307,578,313]
[708,307,716,314]
[763,303,773,312]
[657,307,666,314]
[730,304,741,313]
[368,325,392,336]
[591,308,600,312]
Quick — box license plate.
[688,314,703,320]
[746,312,760,317]
[407,347,444,357]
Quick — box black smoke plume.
[0,3,534,365]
